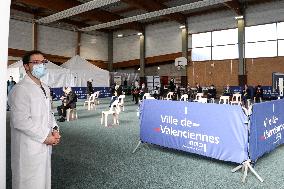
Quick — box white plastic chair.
[198,97,208,103]
[145,96,155,99]
[94,91,100,105]
[193,93,203,102]
[208,98,215,103]
[66,108,78,122]
[231,93,242,105]
[101,100,120,127]
[180,94,188,101]
[143,93,151,99]
[165,92,174,100]
[84,94,96,110]
[219,96,230,104]
[118,95,126,111]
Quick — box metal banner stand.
[232,105,263,183]
[132,140,151,153]
[132,140,142,153]
[231,159,264,183]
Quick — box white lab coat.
[8,75,58,189]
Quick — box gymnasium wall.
[8,19,108,62]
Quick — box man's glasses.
[29,59,48,65]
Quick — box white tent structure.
[8,60,76,88]
[61,55,109,87]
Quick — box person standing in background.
[8,50,61,189]
[7,76,16,94]
[169,78,175,92]
[86,78,94,99]
[7,76,16,110]
[123,78,127,87]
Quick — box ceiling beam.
[15,0,143,31]
[11,4,90,28]
[112,0,171,14]
[120,0,186,24]
[223,0,242,15]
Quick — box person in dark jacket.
[207,84,216,99]
[223,84,232,96]
[254,85,263,103]
[139,83,147,100]
[242,84,251,107]
[7,76,17,110]
[7,76,17,94]
[57,87,77,122]
[169,78,175,92]
[86,78,94,99]
[195,83,202,93]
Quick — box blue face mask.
[31,63,47,79]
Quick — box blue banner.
[249,99,284,162]
[51,87,111,100]
[140,100,249,164]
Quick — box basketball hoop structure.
[175,57,187,70]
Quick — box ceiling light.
[137,32,143,36]
[157,66,160,70]
[117,34,123,38]
[80,0,231,31]
[138,68,140,71]
[235,15,244,20]
[36,0,120,24]
[179,25,186,29]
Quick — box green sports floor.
[6,96,284,189]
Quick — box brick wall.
[187,56,284,88]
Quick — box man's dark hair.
[22,50,44,65]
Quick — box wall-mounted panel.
[188,10,236,34]
[80,33,108,61]
[246,1,284,26]
[9,19,33,51]
[113,33,140,63]
[146,22,181,57]
[38,25,77,57]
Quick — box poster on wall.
[114,76,122,85]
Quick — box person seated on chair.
[195,83,202,93]
[173,84,181,100]
[109,83,122,107]
[242,84,251,106]
[207,84,216,99]
[139,83,147,100]
[57,87,77,122]
[153,84,160,99]
[223,84,232,96]
[254,85,263,103]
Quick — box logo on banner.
[261,104,284,144]
[153,107,220,153]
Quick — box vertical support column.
[139,29,146,84]
[76,31,81,55]
[32,20,38,50]
[0,1,11,188]
[237,17,246,86]
[181,23,188,80]
[108,31,113,72]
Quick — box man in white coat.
[8,50,61,189]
